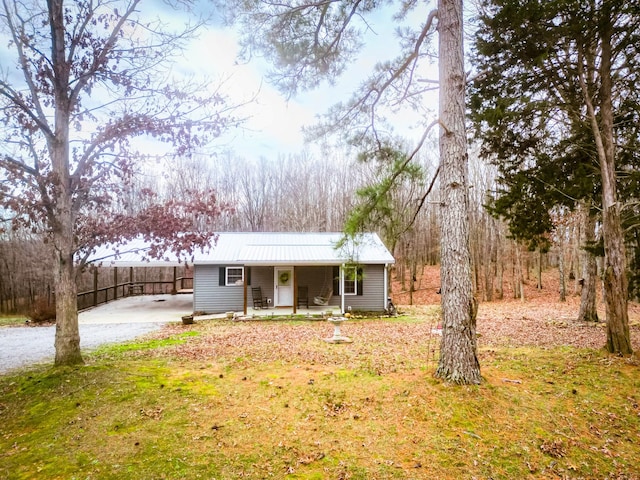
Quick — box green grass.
[1,319,639,479]
[91,330,201,354]
[0,315,27,327]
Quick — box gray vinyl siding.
[193,265,245,313]
[342,264,386,312]
[194,265,276,313]
[194,263,388,314]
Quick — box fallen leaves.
[395,266,640,351]
[145,320,442,375]
[540,438,567,458]
[139,406,163,420]
[138,265,640,370]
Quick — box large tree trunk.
[577,203,599,323]
[435,0,481,385]
[50,131,83,365]
[580,9,631,353]
[53,244,82,365]
[602,205,630,353]
[49,0,83,366]
[600,15,630,354]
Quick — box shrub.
[27,299,56,324]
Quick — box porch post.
[243,267,247,316]
[293,266,297,314]
[340,264,345,314]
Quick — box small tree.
[0,0,237,365]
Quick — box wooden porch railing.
[77,269,193,311]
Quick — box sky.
[175,1,440,159]
[0,0,440,162]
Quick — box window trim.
[225,266,244,286]
[343,266,358,296]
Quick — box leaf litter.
[142,266,639,366]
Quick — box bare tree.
[0,0,237,365]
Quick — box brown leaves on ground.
[139,406,163,420]
[540,438,567,458]
[147,319,442,375]
[145,266,639,367]
[393,265,640,351]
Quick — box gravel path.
[0,322,166,373]
[0,294,193,374]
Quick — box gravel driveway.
[0,294,193,374]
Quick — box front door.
[274,267,293,306]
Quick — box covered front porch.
[239,264,341,315]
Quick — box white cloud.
[178,29,315,157]
[176,2,440,158]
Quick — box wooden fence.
[0,265,193,314]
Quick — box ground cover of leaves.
[146,266,640,367]
[396,265,640,351]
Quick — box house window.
[343,266,357,295]
[226,267,244,286]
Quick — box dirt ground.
[391,265,640,351]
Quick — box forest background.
[2,144,638,315]
[0,0,639,321]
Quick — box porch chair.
[297,285,309,308]
[313,286,333,306]
[252,287,268,309]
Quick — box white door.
[274,267,293,306]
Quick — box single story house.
[91,232,395,315]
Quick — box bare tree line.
[0,147,628,314]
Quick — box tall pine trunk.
[435,0,481,385]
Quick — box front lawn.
[1,314,639,479]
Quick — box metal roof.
[88,232,395,267]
